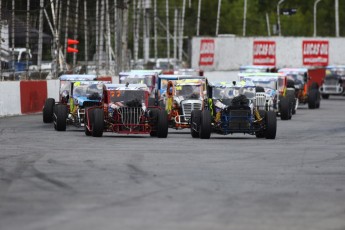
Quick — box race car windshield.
[73,84,103,98]
[175,85,202,99]
[120,75,153,86]
[251,80,277,90]
[286,73,305,84]
[326,68,345,77]
[110,90,146,104]
[212,87,238,99]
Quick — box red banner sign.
[302,40,329,66]
[253,41,276,66]
[199,39,215,66]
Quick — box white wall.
[0,82,21,117]
[47,80,60,101]
[192,37,345,71]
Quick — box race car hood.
[74,96,101,106]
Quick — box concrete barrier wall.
[192,37,345,71]
[0,82,21,117]
[0,77,118,117]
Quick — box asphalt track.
[1,96,345,230]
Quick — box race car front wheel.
[199,110,211,139]
[43,98,55,123]
[55,104,67,131]
[157,110,168,138]
[92,108,104,137]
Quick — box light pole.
[313,0,322,37]
[215,0,221,36]
[277,0,285,36]
[243,0,247,36]
[335,0,339,37]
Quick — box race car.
[278,68,323,109]
[319,65,345,99]
[239,72,293,120]
[165,79,204,129]
[119,70,162,105]
[42,74,104,126]
[53,80,106,131]
[190,81,277,139]
[84,83,168,138]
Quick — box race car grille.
[83,101,102,107]
[324,78,339,86]
[255,93,266,109]
[181,102,202,120]
[117,107,144,129]
[227,110,251,130]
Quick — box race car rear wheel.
[157,110,168,138]
[55,104,67,131]
[265,111,277,139]
[92,108,104,137]
[43,98,55,123]
[286,90,296,115]
[308,89,318,109]
[190,110,201,138]
[84,108,92,136]
[315,91,321,109]
[279,97,290,120]
[199,110,211,139]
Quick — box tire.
[265,111,277,139]
[286,90,296,115]
[84,108,92,136]
[199,110,211,139]
[43,98,55,123]
[157,110,168,138]
[321,94,329,99]
[315,91,321,109]
[255,110,266,138]
[279,97,290,120]
[190,110,201,138]
[55,104,67,131]
[149,109,159,137]
[308,89,318,109]
[92,108,104,137]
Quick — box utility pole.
[335,0,339,37]
[215,0,221,36]
[277,0,285,36]
[38,0,44,77]
[84,0,88,72]
[26,0,30,79]
[179,0,186,63]
[166,0,170,66]
[73,0,79,70]
[154,0,157,62]
[266,12,271,36]
[313,0,322,37]
[121,0,129,71]
[243,0,247,36]
[11,0,15,79]
[196,0,201,36]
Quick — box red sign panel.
[302,40,329,66]
[253,41,276,66]
[199,39,215,66]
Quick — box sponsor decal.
[253,41,276,66]
[302,40,329,66]
[199,39,215,66]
